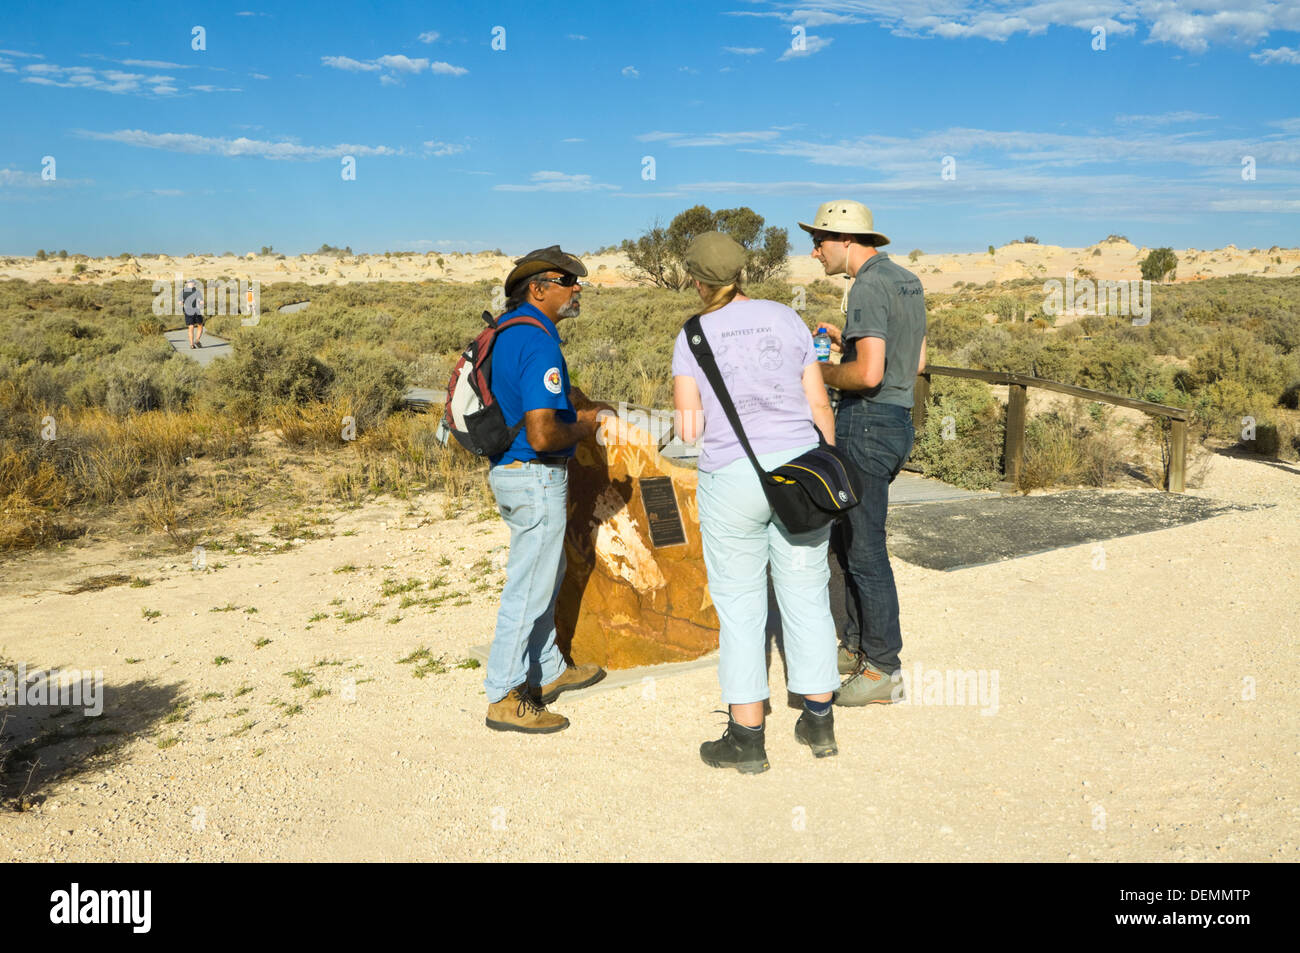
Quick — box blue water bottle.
[814,329,831,362]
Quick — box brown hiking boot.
[533,663,606,705]
[486,687,569,734]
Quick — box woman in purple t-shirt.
[671,232,840,773]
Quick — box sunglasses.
[811,234,840,250]
[536,273,582,288]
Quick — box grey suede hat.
[684,232,747,286]
[504,245,587,296]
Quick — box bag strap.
[683,314,770,486]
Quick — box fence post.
[1003,382,1027,488]
[1168,418,1187,492]
[913,373,930,433]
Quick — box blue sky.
[2,1,1298,257]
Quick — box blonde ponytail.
[697,280,744,316]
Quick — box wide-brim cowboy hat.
[504,245,588,296]
[797,200,890,247]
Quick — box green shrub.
[1139,247,1177,282]
[912,377,1004,489]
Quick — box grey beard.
[557,297,581,318]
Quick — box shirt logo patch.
[543,367,563,394]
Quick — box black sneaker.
[794,708,839,758]
[699,716,769,775]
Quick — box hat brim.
[504,261,585,297]
[798,221,891,247]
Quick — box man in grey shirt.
[801,200,927,705]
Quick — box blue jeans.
[697,444,839,705]
[833,399,914,674]
[484,463,569,703]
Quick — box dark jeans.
[832,398,914,674]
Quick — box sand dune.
[4,240,1298,294]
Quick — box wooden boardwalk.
[163,329,232,366]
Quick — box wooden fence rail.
[912,365,1189,492]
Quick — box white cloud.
[190,84,243,93]
[1251,46,1300,65]
[418,31,441,43]
[0,49,44,58]
[321,55,381,72]
[637,129,782,146]
[0,168,47,186]
[562,138,585,143]
[622,65,640,77]
[0,167,87,192]
[1116,111,1219,124]
[569,34,588,40]
[377,54,428,73]
[121,59,189,69]
[251,73,270,80]
[16,62,185,95]
[736,1,1300,54]
[423,140,467,156]
[724,46,765,54]
[1208,198,1300,212]
[778,35,832,59]
[323,53,464,81]
[75,129,401,160]
[494,171,621,192]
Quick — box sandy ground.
[4,240,1299,294]
[1,448,1296,862]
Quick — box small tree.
[1140,247,1177,282]
[622,204,790,289]
[987,245,995,256]
[35,249,47,260]
[909,249,923,262]
[260,245,274,256]
[58,249,68,259]
[1022,235,1039,244]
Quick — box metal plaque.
[639,477,687,548]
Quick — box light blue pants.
[696,444,839,705]
[484,463,569,703]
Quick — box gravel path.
[2,452,1296,861]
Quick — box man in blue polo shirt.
[802,201,928,706]
[484,245,610,734]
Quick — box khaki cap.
[797,200,890,247]
[504,244,588,296]
[683,232,748,286]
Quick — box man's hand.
[816,321,844,354]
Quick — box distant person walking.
[183,279,204,348]
[801,200,928,705]
[482,246,611,734]
[672,232,840,773]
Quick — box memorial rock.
[555,410,718,668]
